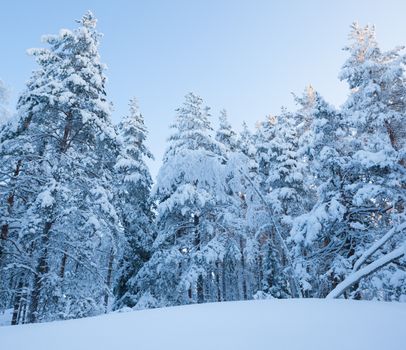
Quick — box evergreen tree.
[135,93,225,307]
[0,61,50,323]
[215,113,260,301]
[215,109,238,152]
[289,87,347,297]
[267,109,305,227]
[256,115,277,194]
[114,98,154,308]
[332,23,406,300]
[252,116,286,298]
[0,11,122,323]
[258,109,305,298]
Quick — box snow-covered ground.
[1,299,405,350]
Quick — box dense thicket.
[1,17,405,324]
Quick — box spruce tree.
[333,23,406,300]
[135,93,225,307]
[0,11,122,323]
[289,88,347,297]
[215,109,238,152]
[114,98,154,308]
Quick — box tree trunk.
[27,221,51,323]
[194,214,204,304]
[104,248,114,311]
[19,297,27,324]
[59,252,68,279]
[240,237,248,300]
[258,254,263,292]
[11,280,23,325]
[216,260,221,302]
[222,259,227,301]
[0,160,22,260]
[60,112,73,153]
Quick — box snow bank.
[1,299,405,350]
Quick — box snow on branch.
[326,244,406,299]
[353,222,406,272]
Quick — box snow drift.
[1,299,405,350]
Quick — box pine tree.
[135,93,226,307]
[0,11,122,323]
[215,109,238,152]
[256,115,277,194]
[267,109,305,226]
[0,67,48,323]
[215,113,260,301]
[289,87,347,297]
[114,98,154,308]
[251,116,285,298]
[329,23,406,300]
[256,109,305,298]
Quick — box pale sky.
[1,0,406,176]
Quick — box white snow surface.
[1,299,405,350]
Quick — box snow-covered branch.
[326,244,406,299]
[353,222,406,272]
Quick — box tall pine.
[114,98,154,308]
[0,11,122,323]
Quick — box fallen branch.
[353,222,406,272]
[326,244,406,299]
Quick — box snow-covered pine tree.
[327,23,406,300]
[256,115,277,195]
[258,109,307,298]
[267,109,306,221]
[289,87,348,297]
[0,63,50,324]
[251,115,287,298]
[227,122,265,301]
[113,98,154,308]
[215,109,238,152]
[0,11,122,323]
[214,113,261,301]
[134,93,226,307]
[212,109,239,302]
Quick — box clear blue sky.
[1,0,406,176]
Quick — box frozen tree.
[326,23,406,300]
[114,98,154,308]
[256,115,277,193]
[215,109,238,152]
[250,116,287,298]
[135,93,227,307]
[289,87,348,297]
[214,113,261,301]
[292,24,406,300]
[247,112,303,298]
[267,109,306,228]
[0,11,122,324]
[0,66,48,322]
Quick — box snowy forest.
[1,11,406,326]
